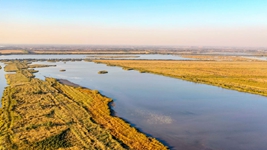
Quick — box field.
[181,55,260,61]
[0,50,28,54]
[0,61,167,150]
[95,60,267,97]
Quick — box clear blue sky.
[1,0,267,47]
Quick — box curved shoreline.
[0,60,168,149]
[57,78,172,148]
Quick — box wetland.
[0,61,166,150]
[0,54,267,150]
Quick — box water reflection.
[0,63,7,106]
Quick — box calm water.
[22,61,267,150]
[0,54,190,60]
[244,56,267,61]
[0,63,7,101]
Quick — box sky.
[0,0,267,47]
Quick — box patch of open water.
[0,63,7,102]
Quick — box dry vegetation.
[0,50,28,54]
[28,64,57,68]
[4,61,28,72]
[95,60,267,97]
[0,61,167,150]
[181,55,261,61]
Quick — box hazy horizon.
[1,0,267,47]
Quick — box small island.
[60,69,66,72]
[28,64,57,68]
[98,70,108,74]
[122,67,134,71]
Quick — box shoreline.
[95,60,267,98]
[0,60,168,149]
[57,78,172,148]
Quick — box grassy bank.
[181,55,260,61]
[95,60,267,97]
[0,50,28,55]
[0,61,167,150]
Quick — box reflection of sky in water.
[31,61,267,150]
[0,63,8,107]
[243,56,267,61]
[1,61,267,150]
[134,108,173,125]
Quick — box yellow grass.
[4,61,28,72]
[0,50,28,54]
[0,61,167,150]
[95,60,267,97]
[181,55,260,61]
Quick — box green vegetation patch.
[33,129,71,150]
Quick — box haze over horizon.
[1,0,267,47]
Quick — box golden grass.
[58,86,166,150]
[95,60,267,97]
[181,55,260,61]
[0,61,167,150]
[0,50,28,54]
[4,61,28,72]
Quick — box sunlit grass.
[181,55,260,61]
